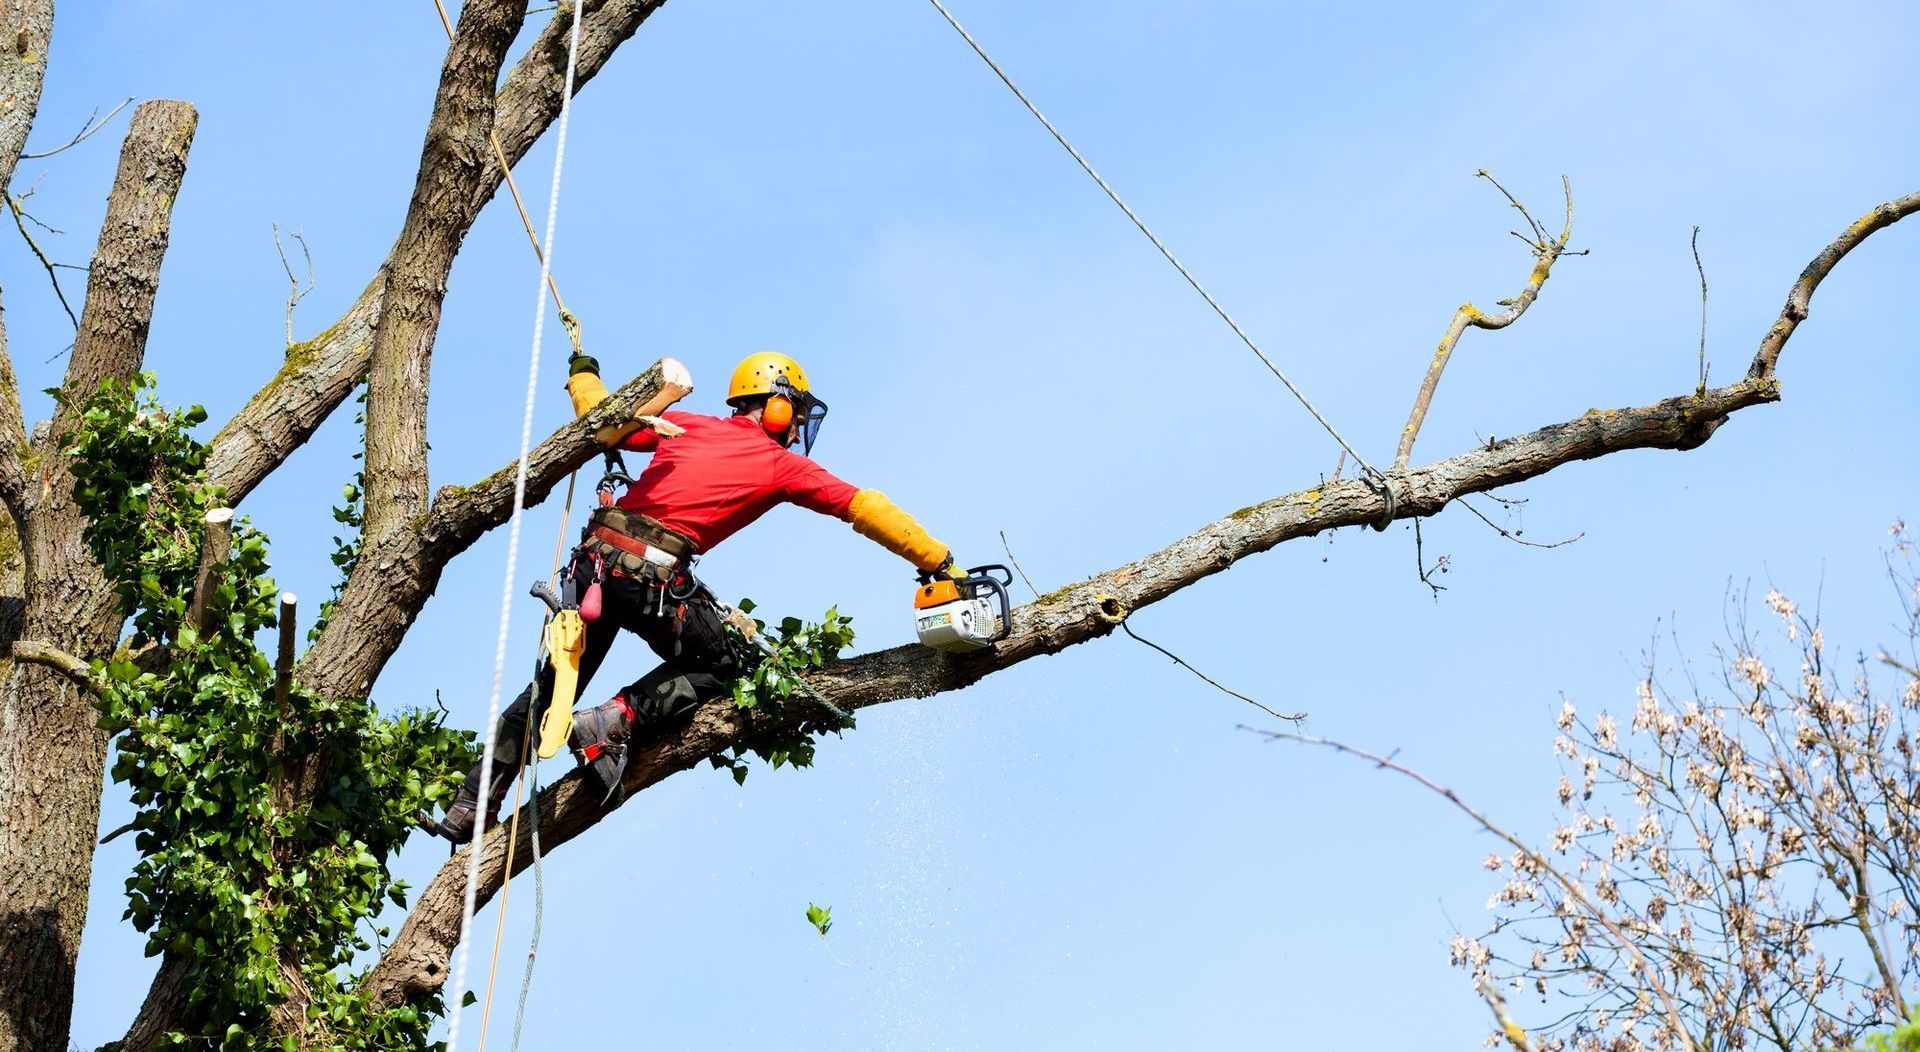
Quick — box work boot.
[423,758,516,846]
[569,695,636,805]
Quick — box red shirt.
[614,410,858,552]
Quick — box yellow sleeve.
[567,370,611,418]
[848,489,949,573]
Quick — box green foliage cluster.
[1857,1013,1920,1052]
[68,375,476,1051]
[712,600,857,784]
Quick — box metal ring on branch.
[1369,476,1400,532]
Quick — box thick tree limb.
[204,0,669,510]
[361,0,527,539]
[0,0,53,527]
[298,365,670,701]
[0,0,51,198]
[48,101,198,458]
[360,186,1920,1011]
[0,101,198,1052]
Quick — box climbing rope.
[446,4,586,1052]
[923,0,1392,495]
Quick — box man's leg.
[434,594,622,844]
[570,597,740,801]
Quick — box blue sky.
[9,2,1919,1048]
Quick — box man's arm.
[783,458,958,575]
[566,354,694,446]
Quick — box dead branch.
[1692,226,1709,394]
[19,96,133,160]
[6,192,79,328]
[1749,191,1920,378]
[1395,174,1576,471]
[271,223,314,349]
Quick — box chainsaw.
[913,564,1013,652]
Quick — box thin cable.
[446,7,585,1052]
[924,0,1380,481]
[1119,621,1306,723]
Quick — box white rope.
[924,0,1385,483]
[446,6,585,1052]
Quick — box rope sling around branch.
[445,5,587,1052]
[923,0,1399,528]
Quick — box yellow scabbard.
[538,609,587,759]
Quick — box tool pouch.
[578,507,693,582]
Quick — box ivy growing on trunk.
[68,374,476,1050]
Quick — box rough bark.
[0,0,53,527]
[361,0,527,540]
[207,0,669,512]
[0,0,52,199]
[0,99,195,1052]
[357,190,1920,1013]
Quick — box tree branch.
[0,0,52,198]
[202,0,671,510]
[1396,174,1574,470]
[10,640,97,693]
[361,0,528,540]
[49,101,198,457]
[359,185,1920,1011]
[297,364,673,701]
[1747,190,1920,379]
[0,0,53,527]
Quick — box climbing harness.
[443,2,586,1051]
[923,0,1402,528]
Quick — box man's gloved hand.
[724,605,759,641]
[937,555,968,581]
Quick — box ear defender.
[762,393,795,437]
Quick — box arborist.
[430,351,967,844]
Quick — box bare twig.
[6,193,78,328]
[1458,496,1583,550]
[1414,517,1450,596]
[1246,728,1700,1052]
[1395,175,1576,470]
[19,97,134,160]
[98,821,136,846]
[1120,619,1306,722]
[998,529,1041,601]
[272,224,315,350]
[1693,226,1709,394]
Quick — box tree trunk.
[0,99,196,1052]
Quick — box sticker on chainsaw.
[918,613,952,629]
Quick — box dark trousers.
[458,552,740,806]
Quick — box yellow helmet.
[726,351,830,455]
[727,351,811,404]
